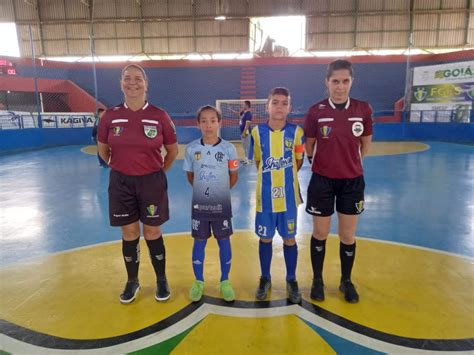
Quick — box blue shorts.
[255,210,297,239]
[191,217,233,239]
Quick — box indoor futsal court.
[0,141,473,354]
[1,0,474,354]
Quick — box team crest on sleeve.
[144,125,158,138]
[194,151,201,161]
[320,126,331,138]
[352,122,364,137]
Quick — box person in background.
[92,108,107,167]
[239,100,253,165]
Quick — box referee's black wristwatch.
[307,155,313,164]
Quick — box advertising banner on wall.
[40,113,95,128]
[410,61,474,123]
[0,111,95,130]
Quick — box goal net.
[216,99,268,141]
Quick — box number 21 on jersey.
[272,186,285,199]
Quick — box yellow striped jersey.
[249,123,305,213]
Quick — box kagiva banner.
[41,113,95,128]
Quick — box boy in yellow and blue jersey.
[249,87,305,304]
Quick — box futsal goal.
[216,99,268,141]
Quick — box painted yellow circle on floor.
[171,314,335,354]
[1,232,472,340]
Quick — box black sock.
[122,238,140,281]
[340,241,356,281]
[311,237,326,280]
[146,236,166,282]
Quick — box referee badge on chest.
[144,125,158,138]
[352,122,364,137]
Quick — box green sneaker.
[220,280,236,302]
[189,280,204,302]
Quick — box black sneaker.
[339,279,359,303]
[255,277,272,300]
[286,280,302,304]
[310,278,325,301]
[120,280,140,304]
[155,279,171,301]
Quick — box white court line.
[2,303,471,354]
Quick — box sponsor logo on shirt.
[320,126,331,138]
[198,170,218,182]
[201,163,216,169]
[113,126,124,136]
[262,156,293,173]
[195,204,223,212]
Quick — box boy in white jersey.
[183,105,239,302]
[249,87,305,304]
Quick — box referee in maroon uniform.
[98,64,179,304]
[304,59,373,303]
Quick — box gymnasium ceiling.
[1,0,473,57]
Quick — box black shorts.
[306,173,365,217]
[191,217,233,240]
[108,169,169,227]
